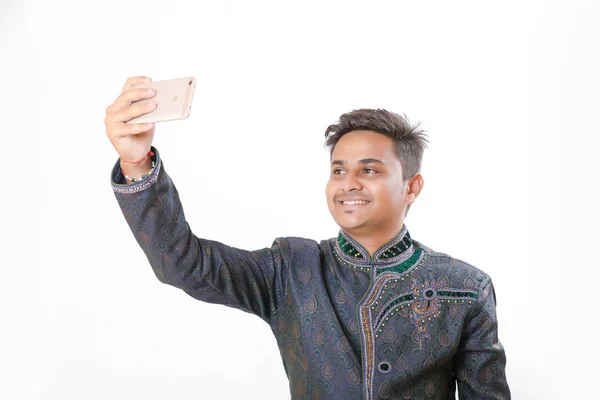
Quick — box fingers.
[107,120,154,139]
[105,76,156,140]
[121,76,151,93]
[106,87,156,116]
[113,99,157,122]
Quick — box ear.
[406,174,424,204]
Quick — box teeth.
[342,200,369,205]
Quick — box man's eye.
[364,168,377,174]
[333,169,345,175]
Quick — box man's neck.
[345,221,405,257]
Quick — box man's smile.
[337,199,371,210]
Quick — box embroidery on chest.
[410,279,444,349]
[371,277,479,350]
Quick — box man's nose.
[341,173,362,191]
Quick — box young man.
[107,76,510,399]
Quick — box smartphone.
[125,77,196,124]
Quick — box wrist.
[121,157,154,183]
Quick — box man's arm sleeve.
[111,146,288,324]
[454,275,511,399]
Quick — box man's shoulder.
[271,236,334,262]
[271,236,323,255]
[413,239,491,290]
[274,235,334,248]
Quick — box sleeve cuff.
[110,146,161,194]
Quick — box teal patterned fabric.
[111,146,510,399]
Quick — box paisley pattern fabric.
[111,146,511,399]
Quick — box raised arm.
[111,148,288,323]
[106,76,288,324]
[454,275,511,399]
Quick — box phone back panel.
[126,77,196,124]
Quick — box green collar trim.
[336,225,413,261]
[336,234,365,259]
[376,249,422,275]
[334,224,419,270]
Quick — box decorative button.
[378,362,391,373]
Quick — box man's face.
[326,130,408,235]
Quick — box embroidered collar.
[333,224,425,272]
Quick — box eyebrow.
[331,158,385,166]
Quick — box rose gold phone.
[125,77,196,124]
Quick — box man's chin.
[336,217,369,233]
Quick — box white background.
[2,0,598,398]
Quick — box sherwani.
[111,146,510,399]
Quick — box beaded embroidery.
[373,285,479,339]
[331,225,483,399]
[376,233,412,260]
[333,224,416,271]
[337,234,364,259]
[112,153,162,194]
[376,249,423,276]
[410,279,444,349]
[333,225,425,400]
